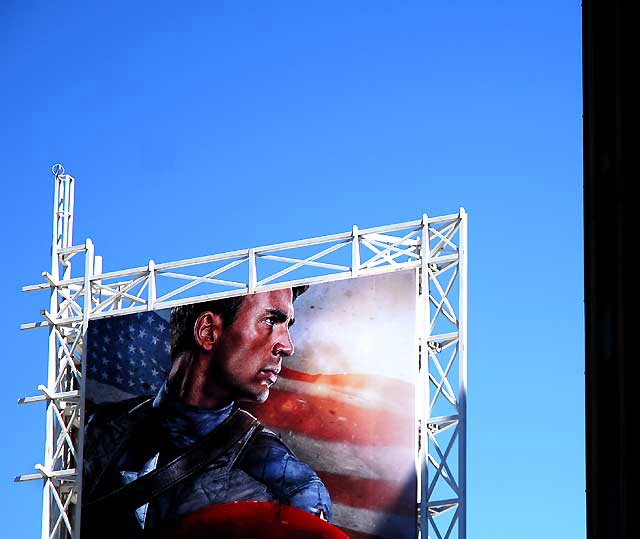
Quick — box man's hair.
[170,285,309,358]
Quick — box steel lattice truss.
[17,167,468,539]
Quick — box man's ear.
[194,311,223,351]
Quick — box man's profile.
[81,287,332,539]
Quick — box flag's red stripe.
[280,367,412,398]
[318,472,417,517]
[244,388,414,446]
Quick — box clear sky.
[1,2,583,538]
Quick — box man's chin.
[237,387,270,404]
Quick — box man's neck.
[167,350,231,408]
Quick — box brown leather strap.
[84,408,261,514]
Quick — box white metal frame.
[17,166,468,539]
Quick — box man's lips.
[259,368,280,385]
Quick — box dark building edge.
[583,2,632,538]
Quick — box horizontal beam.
[427,498,460,508]
[427,499,460,516]
[23,216,461,294]
[21,260,425,328]
[18,388,80,404]
[14,467,76,483]
[427,414,459,425]
[57,245,87,256]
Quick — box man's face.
[209,288,296,404]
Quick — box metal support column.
[422,209,467,539]
[17,166,87,539]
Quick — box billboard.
[80,270,417,539]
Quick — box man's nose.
[273,327,294,358]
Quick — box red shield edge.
[174,501,351,539]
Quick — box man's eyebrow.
[265,308,295,326]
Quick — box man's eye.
[264,317,277,326]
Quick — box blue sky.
[2,2,583,537]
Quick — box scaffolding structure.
[17,166,468,539]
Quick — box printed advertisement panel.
[81,270,417,539]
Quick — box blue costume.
[81,383,332,538]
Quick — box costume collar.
[152,380,234,449]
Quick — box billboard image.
[80,270,417,539]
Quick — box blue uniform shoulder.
[238,428,333,521]
[248,428,294,451]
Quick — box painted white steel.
[19,165,468,539]
[418,213,430,538]
[457,208,468,539]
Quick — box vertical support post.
[457,209,468,539]
[418,213,430,538]
[93,256,103,305]
[44,165,78,539]
[67,175,74,249]
[42,168,63,539]
[351,225,360,278]
[63,178,71,250]
[148,260,156,311]
[248,249,257,294]
[114,284,123,311]
[73,238,94,539]
[82,240,94,336]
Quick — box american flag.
[85,310,171,404]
